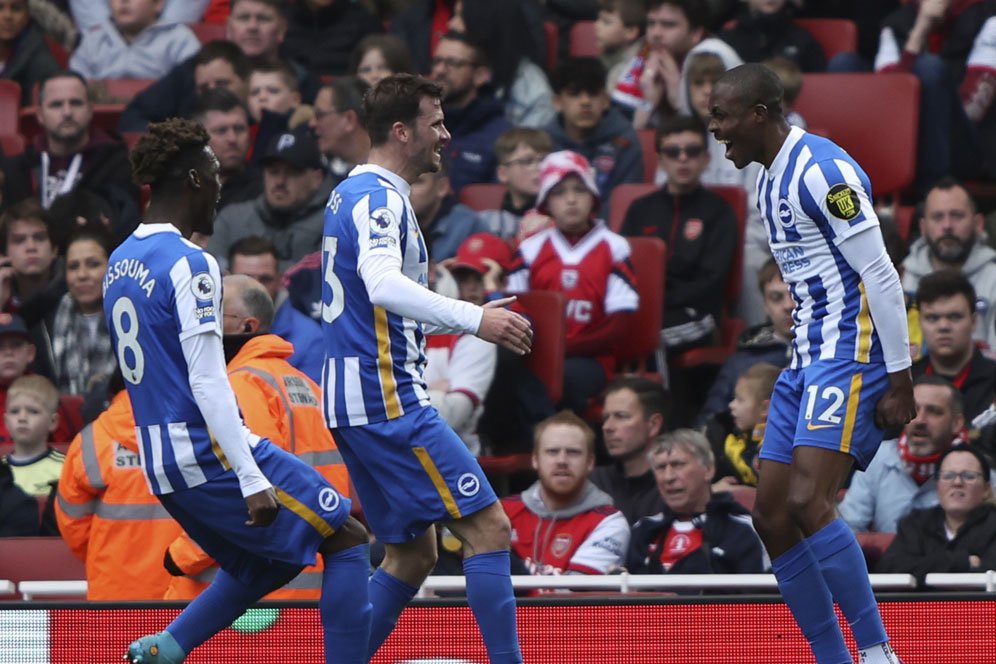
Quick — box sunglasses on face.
[658,144,705,159]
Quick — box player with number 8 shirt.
[104,119,372,664]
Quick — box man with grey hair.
[626,429,766,578]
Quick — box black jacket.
[878,504,996,586]
[0,461,38,537]
[619,185,737,327]
[1,23,60,106]
[282,1,382,76]
[589,463,665,525]
[626,491,766,580]
[0,130,139,241]
[912,349,996,456]
[719,7,826,72]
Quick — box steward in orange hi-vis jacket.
[55,389,183,600]
[164,334,351,600]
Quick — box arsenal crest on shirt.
[684,218,704,242]
[560,269,579,289]
[551,533,573,558]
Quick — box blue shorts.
[334,406,497,543]
[760,359,888,471]
[159,439,352,585]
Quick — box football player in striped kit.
[708,63,915,664]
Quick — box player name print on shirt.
[103,258,157,298]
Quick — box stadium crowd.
[1,0,996,598]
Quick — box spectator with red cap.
[507,150,639,414]
[446,232,516,301]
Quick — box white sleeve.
[446,336,497,406]
[429,390,476,434]
[170,252,269,497]
[836,227,912,373]
[181,332,271,497]
[873,26,901,71]
[568,511,630,574]
[359,251,484,334]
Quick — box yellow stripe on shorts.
[275,487,334,538]
[412,446,462,519]
[839,373,863,455]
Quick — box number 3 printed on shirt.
[111,296,145,385]
[322,236,345,324]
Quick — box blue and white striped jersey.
[103,224,228,495]
[757,126,883,370]
[321,164,431,428]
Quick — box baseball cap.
[261,131,324,171]
[450,233,515,275]
[535,150,601,215]
[0,315,31,341]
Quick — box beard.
[927,233,975,265]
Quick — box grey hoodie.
[902,237,996,349]
[520,479,616,519]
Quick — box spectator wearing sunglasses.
[620,114,737,356]
[878,445,996,585]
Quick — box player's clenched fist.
[245,487,280,527]
[477,296,533,355]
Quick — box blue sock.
[367,568,418,659]
[463,550,523,664]
[809,518,889,650]
[771,540,851,664]
[166,568,265,653]
[320,544,372,664]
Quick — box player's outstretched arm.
[477,297,533,355]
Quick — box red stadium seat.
[728,485,757,513]
[0,537,85,585]
[459,183,508,212]
[608,182,655,232]
[856,531,896,572]
[0,132,25,157]
[671,186,747,369]
[188,22,227,44]
[0,80,22,134]
[568,21,599,58]
[58,394,85,442]
[794,73,920,197]
[515,290,566,405]
[543,22,559,72]
[636,128,657,184]
[793,18,858,60]
[617,237,665,375]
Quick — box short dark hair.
[194,40,252,82]
[647,0,710,30]
[604,376,670,421]
[192,86,250,124]
[37,70,92,104]
[47,189,114,253]
[915,269,977,313]
[435,30,488,68]
[248,56,299,93]
[599,0,647,30]
[551,57,607,96]
[228,235,279,265]
[131,118,213,189]
[928,176,977,215]
[65,224,115,262]
[655,114,707,148]
[936,444,991,482]
[363,74,443,146]
[350,33,415,78]
[0,199,51,253]
[716,63,785,118]
[494,127,552,163]
[913,374,964,416]
[327,76,370,124]
[230,0,287,16]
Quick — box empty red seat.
[794,18,858,61]
[459,183,508,212]
[0,537,85,584]
[568,21,599,58]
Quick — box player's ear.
[187,169,201,189]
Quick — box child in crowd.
[507,151,638,414]
[480,128,552,240]
[247,58,302,124]
[597,0,646,83]
[2,374,63,498]
[763,56,807,129]
[707,362,782,490]
[349,34,414,88]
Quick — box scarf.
[51,292,116,395]
[896,432,944,486]
[611,42,650,110]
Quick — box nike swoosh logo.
[806,422,833,431]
